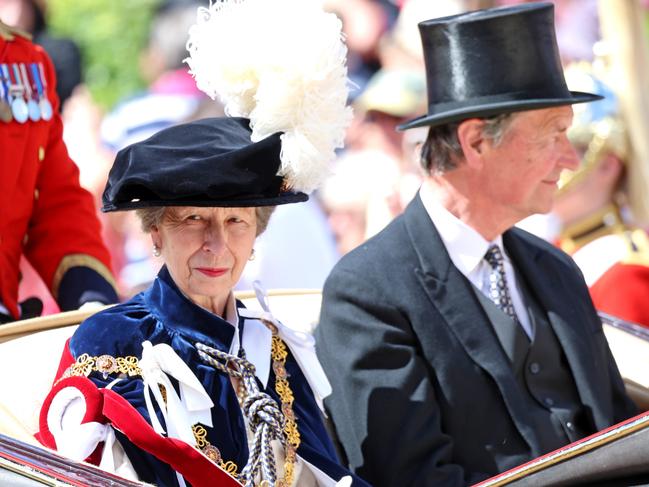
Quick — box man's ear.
[457,119,487,168]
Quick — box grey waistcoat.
[473,271,593,455]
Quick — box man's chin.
[534,191,558,215]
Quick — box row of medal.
[0,62,53,123]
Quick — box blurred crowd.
[6,0,649,321]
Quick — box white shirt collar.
[226,294,273,388]
[419,183,533,337]
[419,182,505,273]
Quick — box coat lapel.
[402,196,539,446]
[472,287,530,369]
[503,229,609,427]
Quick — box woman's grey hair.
[136,207,167,233]
[136,206,276,237]
[419,112,515,175]
[255,206,275,236]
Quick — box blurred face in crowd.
[0,0,36,31]
[327,206,368,256]
[151,206,257,316]
[552,147,623,227]
[476,105,580,222]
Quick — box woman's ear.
[456,118,487,168]
[150,225,161,247]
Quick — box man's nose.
[559,136,580,171]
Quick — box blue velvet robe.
[69,266,366,487]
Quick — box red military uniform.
[0,32,117,319]
[569,226,649,328]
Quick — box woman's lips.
[196,267,228,277]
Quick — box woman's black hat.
[101,117,307,212]
[398,2,601,131]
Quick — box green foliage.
[47,0,161,109]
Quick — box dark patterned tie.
[484,245,518,321]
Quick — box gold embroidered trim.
[269,330,301,487]
[62,353,141,380]
[51,254,118,300]
[192,424,240,480]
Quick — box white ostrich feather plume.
[186,0,352,193]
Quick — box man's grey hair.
[419,113,515,175]
[135,206,276,237]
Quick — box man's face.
[481,105,579,221]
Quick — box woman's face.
[151,206,257,315]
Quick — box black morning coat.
[316,194,637,487]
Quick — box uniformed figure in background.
[0,0,82,109]
[552,0,649,328]
[0,21,118,323]
[554,62,649,328]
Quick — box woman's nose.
[202,227,226,254]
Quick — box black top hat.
[101,117,308,212]
[398,2,601,131]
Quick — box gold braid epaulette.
[61,353,142,381]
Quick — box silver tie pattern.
[484,245,518,321]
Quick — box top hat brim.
[397,91,602,131]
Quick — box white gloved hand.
[78,301,106,311]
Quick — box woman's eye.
[186,215,202,221]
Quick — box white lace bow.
[237,281,332,412]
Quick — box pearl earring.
[153,244,161,257]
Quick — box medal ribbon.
[30,62,44,100]
[38,62,48,91]
[19,63,35,100]
[11,64,23,94]
[0,64,10,103]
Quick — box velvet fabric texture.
[67,266,361,486]
[398,3,600,130]
[102,117,307,211]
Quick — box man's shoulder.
[509,225,575,267]
[507,225,594,296]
